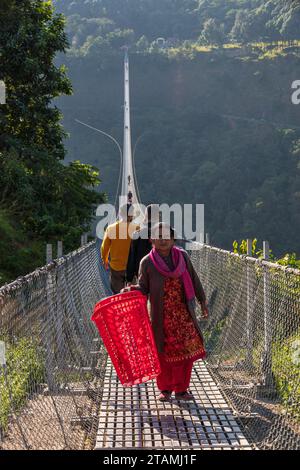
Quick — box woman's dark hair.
[143,204,160,224]
[143,204,160,238]
[152,222,176,240]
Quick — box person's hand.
[121,285,138,293]
[104,261,109,271]
[201,301,209,319]
[121,286,132,293]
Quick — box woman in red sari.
[124,223,208,402]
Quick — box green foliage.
[0,0,72,161]
[233,238,275,260]
[0,209,45,285]
[203,318,227,352]
[272,332,300,421]
[230,237,300,416]
[53,0,300,53]
[0,1,106,284]
[277,253,300,269]
[233,238,258,256]
[50,1,300,261]
[50,0,300,260]
[55,43,300,257]
[232,239,300,266]
[199,18,226,45]
[0,337,45,432]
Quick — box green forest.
[1,0,300,284]
[0,1,105,285]
[54,0,300,46]
[54,0,300,255]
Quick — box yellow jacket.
[101,221,139,272]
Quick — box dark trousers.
[110,268,126,294]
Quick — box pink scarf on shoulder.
[149,246,195,302]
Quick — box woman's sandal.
[158,390,172,402]
[175,390,194,401]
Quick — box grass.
[204,312,300,423]
[0,337,45,432]
[272,332,300,422]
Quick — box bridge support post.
[46,244,53,264]
[81,233,88,247]
[245,239,254,369]
[260,241,274,392]
[44,271,59,393]
[57,241,63,258]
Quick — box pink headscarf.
[149,246,195,302]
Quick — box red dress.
[156,277,206,393]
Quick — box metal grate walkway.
[95,359,252,450]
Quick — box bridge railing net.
[1,240,299,450]
[0,241,109,450]
[189,243,300,450]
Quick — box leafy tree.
[199,18,226,45]
[229,10,252,42]
[136,35,150,52]
[0,0,105,284]
[53,0,300,47]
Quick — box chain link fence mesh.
[0,241,109,450]
[189,243,300,450]
[0,240,299,449]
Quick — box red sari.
[156,277,206,393]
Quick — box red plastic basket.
[91,290,161,387]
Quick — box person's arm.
[137,257,150,296]
[122,257,150,296]
[101,229,111,269]
[184,253,209,317]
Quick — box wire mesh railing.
[189,243,300,450]
[0,240,299,449]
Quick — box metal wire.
[0,241,299,449]
[0,241,109,450]
[189,243,300,450]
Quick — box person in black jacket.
[126,204,160,284]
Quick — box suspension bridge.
[0,52,299,451]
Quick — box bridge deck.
[95,359,252,450]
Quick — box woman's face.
[151,227,174,254]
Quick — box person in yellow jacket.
[101,204,138,294]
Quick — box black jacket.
[126,225,152,282]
